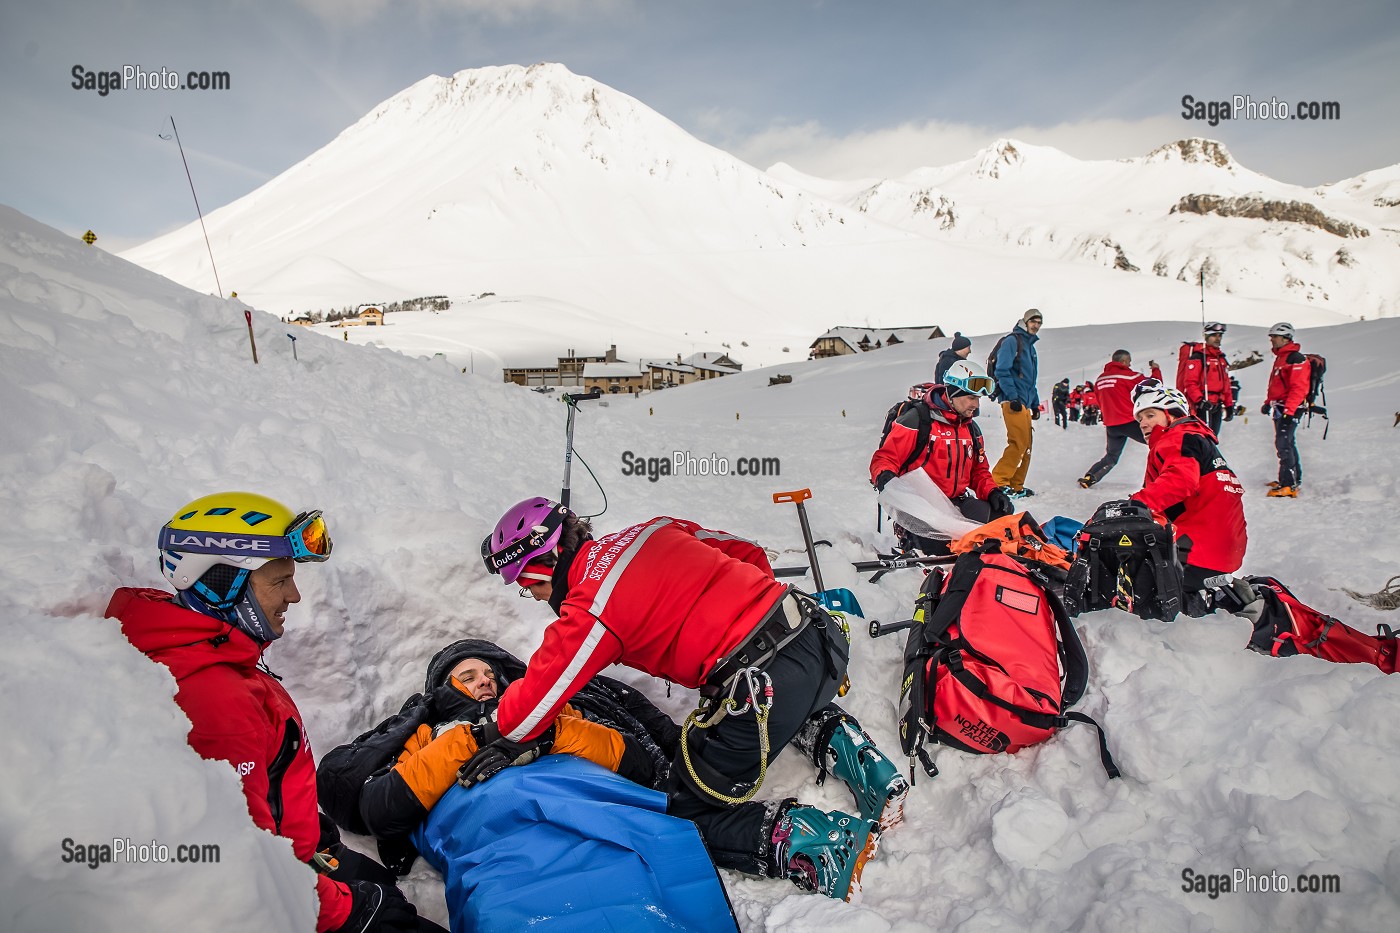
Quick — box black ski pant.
[1274,413,1302,486]
[1203,402,1224,435]
[1181,563,1232,618]
[896,495,992,557]
[1084,422,1146,484]
[1053,401,1068,429]
[667,610,851,877]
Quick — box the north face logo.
[954,714,1010,752]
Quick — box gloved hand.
[1260,402,1271,416]
[1224,405,1235,422]
[987,487,1013,518]
[338,881,419,933]
[1009,400,1024,413]
[874,470,896,493]
[1031,406,1041,420]
[457,721,557,788]
[1195,401,1210,419]
[429,679,484,723]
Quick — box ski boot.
[1266,485,1299,498]
[773,805,879,902]
[1077,474,1096,489]
[825,720,909,831]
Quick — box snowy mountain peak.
[1143,138,1236,170]
[349,62,654,143]
[973,138,1027,179]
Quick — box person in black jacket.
[1052,379,1070,429]
[934,333,972,385]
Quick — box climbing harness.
[680,667,775,805]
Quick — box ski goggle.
[947,374,997,398]
[158,509,333,562]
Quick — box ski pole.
[559,389,601,508]
[869,618,916,639]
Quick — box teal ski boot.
[773,805,879,902]
[825,720,909,831]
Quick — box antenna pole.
[169,117,224,298]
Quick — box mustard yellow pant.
[992,401,1034,489]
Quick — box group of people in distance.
[868,313,1317,618]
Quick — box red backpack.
[895,540,1119,779]
[1237,576,1396,673]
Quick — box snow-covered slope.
[122,65,1350,370]
[771,138,1400,319]
[8,205,1400,931]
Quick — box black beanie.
[950,334,971,353]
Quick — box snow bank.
[4,203,1399,931]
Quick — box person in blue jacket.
[990,308,1042,497]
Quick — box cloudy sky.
[3,0,1397,251]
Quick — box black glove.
[1260,402,1270,416]
[338,881,418,933]
[1009,400,1024,413]
[457,721,557,788]
[875,470,896,493]
[1224,405,1235,422]
[1195,401,1210,419]
[987,488,1013,518]
[1031,406,1041,420]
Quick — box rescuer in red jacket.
[476,500,908,901]
[1129,384,1248,615]
[1175,321,1235,434]
[1262,322,1311,497]
[105,492,425,933]
[870,359,1013,554]
[1077,350,1162,488]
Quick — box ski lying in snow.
[853,553,957,582]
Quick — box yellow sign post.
[82,230,97,245]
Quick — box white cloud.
[729,114,1199,180]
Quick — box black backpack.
[879,387,983,476]
[985,332,1026,402]
[1064,500,1183,622]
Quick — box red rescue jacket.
[1175,342,1234,408]
[1265,341,1310,416]
[1094,361,1163,427]
[1130,418,1247,573]
[496,519,785,742]
[106,589,351,932]
[868,387,998,501]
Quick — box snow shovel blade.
[817,587,864,618]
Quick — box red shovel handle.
[772,488,812,505]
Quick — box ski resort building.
[809,326,945,359]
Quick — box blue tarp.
[412,755,737,933]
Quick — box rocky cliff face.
[1171,194,1370,238]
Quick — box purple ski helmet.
[482,497,569,584]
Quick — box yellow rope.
[679,679,773,806]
